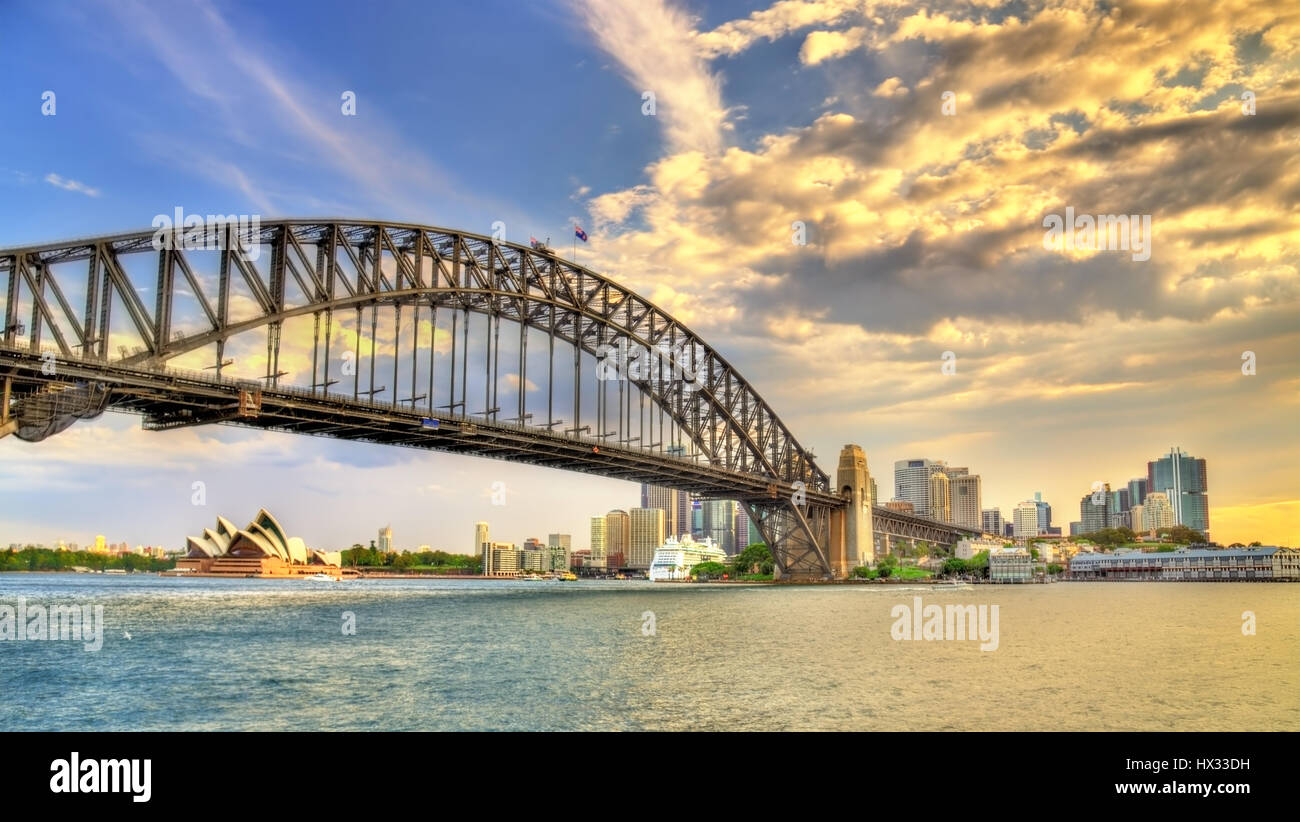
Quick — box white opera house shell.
[180,509,342,577]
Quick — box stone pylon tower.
[835,444,875,576]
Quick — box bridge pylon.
[828,444,874,577]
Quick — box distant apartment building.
[589,516,606,563]
[605,510,631,568]
[474,522,490,557]
[1147,447,1209,537]
[981,508,1004,535]
[488,542,520,576]
[990,548,1033,583]
[950,475,982,530]
[378,525,393,553]
[1127,477,1149,508]
[1013,501,1040,538]
[1141,492,1175,531]
[928,471,951,522]
[641,483,683,538]
[1069,547,1300,581]
[628,507,665,569]
[1069,521,1082,536]
[703,499,737,553]
[1129,504,1145,534]
[1032,492,1052,533]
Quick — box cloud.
[575,0,727,154]
[44,173,101,197]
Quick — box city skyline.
[2,0,1297,550]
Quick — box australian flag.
[574,225,588,242]
[529,236,541,249]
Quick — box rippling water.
[1,574,1296,731]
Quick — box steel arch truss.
[1,219,839,574]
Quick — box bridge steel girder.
[0,220,831,497]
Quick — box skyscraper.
[589,516,606,563]
[1080,485,1112,533]
[474,522,490,558]
[604,509,630,567]
[734,506,752,549]
[1129,504,1145,534]
[894,458,939,516]
[982,508,1004,535]
[547,533,571,572]
[641,483,682,538]
[378,525,393,553]
[1013,501,1039,537]
[703,499,736,553]
[950,475,982,529]
[1147,447,1209,537]
[928,471,951,522]
[1032,492,1052,532]
[628,508,665,569]
[1127,477,1148,508]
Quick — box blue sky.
[1,0,1297,551]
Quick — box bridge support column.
[835,444,874,577]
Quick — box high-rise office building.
[1032,492,1052,532]
[1013,501,1040,537]
[1109,489,1130,528]
[1127,478,1148,508]
[703,499,737,553]
[691,498,703,537]
[950,475,982,529]
[641,483,682,538]
[589,516,606,562]
[869,478,878,507]
[378,525,393,553]
[1080,485,1112,533]
[1147,447,1209,537]
[928,471,951,522]
[894,458,940,516]
[605,510,630,567]
[982,508,1004,535]
[628,508,665,569]
[734,507,752,549]
[475,522,490,558]
[1142,492,1175,531]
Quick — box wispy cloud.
[44,173,101,197]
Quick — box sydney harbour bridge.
[0,219,981,578]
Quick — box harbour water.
[1,574,1296,731]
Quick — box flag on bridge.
[529,236,541,249]
[574,225,588,242]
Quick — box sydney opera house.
[176,509,344,578]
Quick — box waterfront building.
[1069,547,1300,581]
[628,507,665,569]
[378,525,393,553]
[547,534,571,573]
[649,535,727,581]
[180,509,342,577]
[981,508,1004,536]
[1080,485,1111,533]
[951,475,982,530]
[956,537,1003,560]
[1013,501,1039,538]
[989,548,1033,583]
[489,542,520,576]
[1147,447,1209,537]
[928,471,951,522]
[1142,492,1175,531]
[605,510,630,568]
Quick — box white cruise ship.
[649,535,727,581]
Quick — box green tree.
[1047,563,1063,575]
[851,566,872,579]
[691,561,727,580]
[941,557,967,577]
[877,565,893,579]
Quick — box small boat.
[305,573,337,581]
[524,573,544,581]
